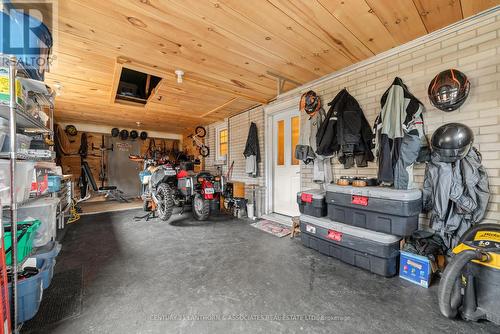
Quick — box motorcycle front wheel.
[156,183,174,221]
[192,194,210,221]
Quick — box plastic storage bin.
[17,197,60,247]
[0,160,35,206]
[31,241,61,289]
[0,133,32,153]
[300,215,401,277]
[297,189,327,217]
[0,117,8,150]
[3,220,41,266]
[8,259,47,324]
[325,184,422,236]
[47,175,61,192]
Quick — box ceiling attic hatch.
[114,67,162,106]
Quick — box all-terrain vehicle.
[177,171,225,221]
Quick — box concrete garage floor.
[27,209,498,334]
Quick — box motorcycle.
[177,171,224,221]
[140,159,178,221]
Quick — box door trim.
[264,98,300,216]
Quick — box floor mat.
[251,220,291,237]
[22,267,84,333]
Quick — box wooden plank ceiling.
[45,0,499,133]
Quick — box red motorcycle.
[177,171,224,221]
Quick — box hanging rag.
[243,122,260,177]
[423,147,490,251]
[374,77,429,189]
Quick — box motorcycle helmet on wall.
[65,125,78,136]
[111,128,120,137]
[130,130,139,139]
[299,90,321,116]
[431,123,474,163]
[428,69,470,112]
[119,129,129,140]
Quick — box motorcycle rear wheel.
[156,183,174,221]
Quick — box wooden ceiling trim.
[316,0,398,53]
[365,0,429,43]
[200,97,238,118]
[412,0,464,32]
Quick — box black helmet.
[140,131,148,140]
[119,129,129,140]
[111,128,120,137]
[299,90,321,116]
[431,123,473,163]
[130,130,138,139]
[428,69,470,112]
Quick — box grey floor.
[26,208,499,334]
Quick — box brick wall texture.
[206,10,500,223]
[205,106,265,199]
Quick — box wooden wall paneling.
[219,0,350,72]
[412,0,463,32]
[316,0,398,53]
[164,0,334,75]
[461,0,500,17]
[365,0,429,43]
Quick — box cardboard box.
[399,251,432,288]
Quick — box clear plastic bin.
[0,160,35,206]
[17,197,60,247]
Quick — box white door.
[273,109,301,217]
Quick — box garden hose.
[67,199,80,224]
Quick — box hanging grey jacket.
[423,147,490,250]
[374,77,429,189]
[295,108,326,164]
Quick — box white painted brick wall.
[205,107,265,199]
[205,10,500,223]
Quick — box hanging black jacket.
[316,89,374,168]
[243,122,260,177]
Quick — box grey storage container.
[325,184,422,236]
[300,215,401,277]
[297,189,327,217]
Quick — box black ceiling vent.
[115,67,161,105]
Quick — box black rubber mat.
[22,267,83,333]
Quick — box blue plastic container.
[8,259,47,324]
[32,241,61,289]
[47,175,62,193]
[399,251,432,288]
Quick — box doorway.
[272,108,301,217]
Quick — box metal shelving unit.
[1,54,55,333]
